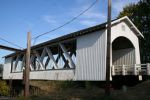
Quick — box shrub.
[54,80,75,91]
[0,80,10,96]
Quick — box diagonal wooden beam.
[14,55,21,71]
[59,43,76,68]
[0,45,22,52]
[60,52,69,68]
[45,47,58,69]
[56,53,61,63]
[34,51,44,70]
[45,57,50,69]
[21,55,25,71]
[40,48,46,62]
[30,55,35,71]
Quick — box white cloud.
[42,15,58,25]
[41,0,106,28]
[81,10,106,19]
[78,10,106,26]
[70,1,106,27]
[79,20,98,26]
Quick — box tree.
[0,81,10,96]
[118,0,150,63]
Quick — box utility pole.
[24,32,31,98]
[105,0,111,95]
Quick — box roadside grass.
[14,80,150,100]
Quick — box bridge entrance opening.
[111,37,138,85]
[112,37,135,66]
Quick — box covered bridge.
[3,16,150,81]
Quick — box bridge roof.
[4,16,143,58]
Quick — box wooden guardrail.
[112,63,150,76]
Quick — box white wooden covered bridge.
[2,16,150,81]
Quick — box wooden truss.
[11,42,76,72]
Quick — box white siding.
[3,49,76,80]
[3,58,75,80]
[112,48,135,65]
[75,30,106,81]
[3,57,12,79]
[5,69,74,80]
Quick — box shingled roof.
[4,16,143,58]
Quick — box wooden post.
[134,64,137,75]
[105,0,111,95]
[146,63,150,75]
[9,76,12,97]
[112,65,115,76]
[122,65,125,76]
[24,32,31,98]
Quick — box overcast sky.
[0,0,139,63]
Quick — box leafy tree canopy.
[118,0,150,63]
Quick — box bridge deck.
[5,63,150,80]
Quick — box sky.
[0,0,140,63]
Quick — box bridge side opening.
[9,39,77,73]
[111,37,140,87]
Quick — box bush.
[54,80,75,91]
[0,80,10,96]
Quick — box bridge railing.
[112,63,150,76]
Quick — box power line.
[32,0,99,45]
[0,36,23,49]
